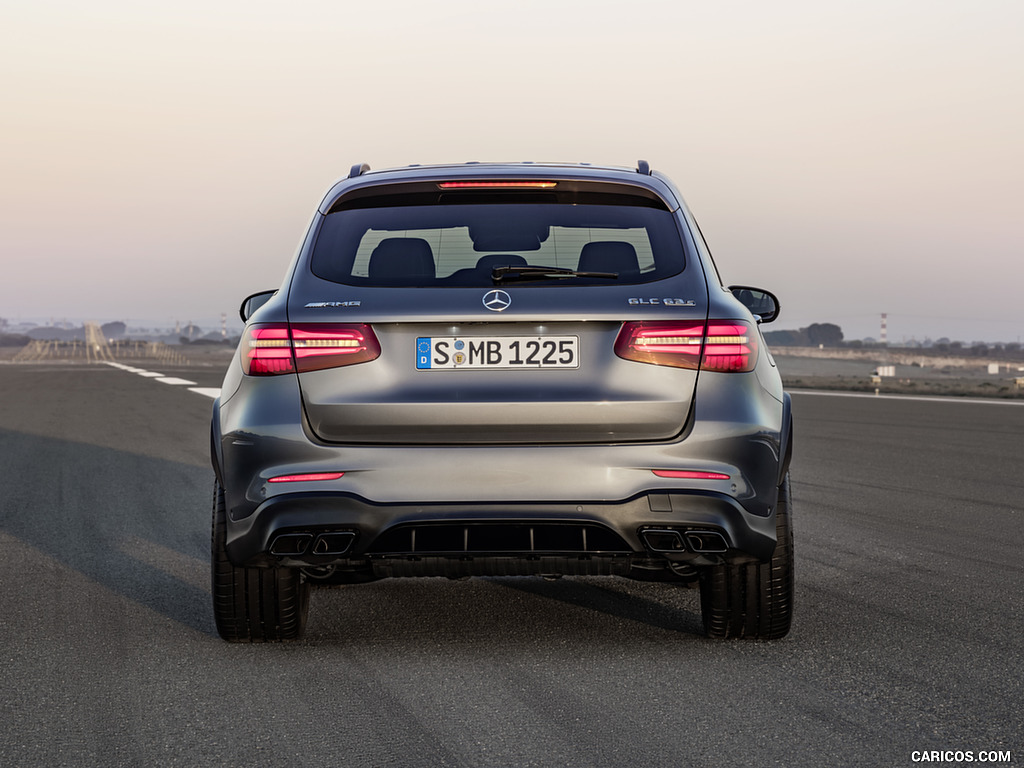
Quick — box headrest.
[577,241,640,277]
[368,238,436,282]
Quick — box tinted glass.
[310,204,686,287]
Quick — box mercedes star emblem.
[482,289,512,312]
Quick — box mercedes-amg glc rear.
[210,161,794,642]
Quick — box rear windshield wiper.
[492,265,619,283]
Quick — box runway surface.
[1,362,1021,766]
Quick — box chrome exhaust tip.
[312,532,356,555]
[641,529,686,552]
[269,533,313,556]
[684,531,729,553]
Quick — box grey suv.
[210,161,793,642]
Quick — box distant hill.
[25,321,127,342]
[0,334,31,347]
[26,326,85,341]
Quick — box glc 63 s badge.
[628,298,696,306]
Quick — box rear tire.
[211,481,310,642]
[699,473,794,640]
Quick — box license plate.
[416,336,579,370]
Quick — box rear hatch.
[283,181,710,445]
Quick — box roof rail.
[636,160,651,175]
[348,163,371,178]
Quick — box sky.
[1,0,1022,343]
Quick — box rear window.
[310,204,686,287]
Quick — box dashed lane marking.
[103,361,220,399]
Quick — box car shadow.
[304,573,706,648]
[494,576,705,635]
[0,427,217,638]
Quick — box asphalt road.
[0,362,1021,767]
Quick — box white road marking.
[791,390,1024,406]
[102,360,218,398]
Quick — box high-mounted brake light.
[268,472,345,483]
[437,181,558,189]
[614,321,757,372]
[241,323,381,375]
[652,469,731,480]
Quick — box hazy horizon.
[3,1,1022,345]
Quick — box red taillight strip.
[652,469,731,480]
[243,325,295,375]
[292,327,368,362]
[241,323,381,375]
[268,472,345,484]
[292,324,381,372]
[630,329,703,357]
[615,320,757,372]
[702,323,755,372]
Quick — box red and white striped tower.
[880,313,888,345]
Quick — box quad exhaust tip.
[641,528,729,554]
[684,531,729,554]
[269,531,355,557]
[641,529,685,552]
[269,533,313,556]
[312,532,356,555]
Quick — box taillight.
[614,321,757,372]
[241,323,381,375]
[291,324,381,372]
[242,325,294,375]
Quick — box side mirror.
[239,290,277,323]
[728,286,780,324]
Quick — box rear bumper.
[224,488,778,575]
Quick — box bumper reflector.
[652,470,731,480]
[268,472,345,484]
